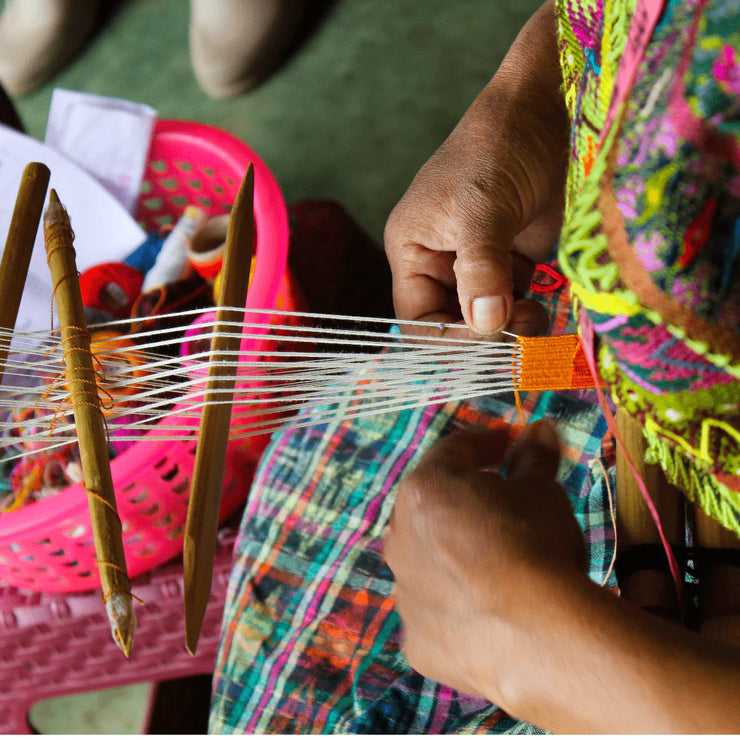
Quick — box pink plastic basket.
[0,120,303,592]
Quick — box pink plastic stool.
[0,525,237,734]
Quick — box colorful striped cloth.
[209,277,615,734]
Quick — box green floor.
[10,0,540,733]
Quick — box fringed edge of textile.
[644,431,740,537]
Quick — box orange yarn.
[87,488,119,516]
[515,334,601,392]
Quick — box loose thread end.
[514,389,524,420]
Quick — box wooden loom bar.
[0,162,50,383]
[184,164,255,655]
[44,189,135,657]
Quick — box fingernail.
[471,295,509,335]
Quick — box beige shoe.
[189,0,308,98]
[0,0,100,96]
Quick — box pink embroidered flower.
[713,44,740,96]
[652,122,679,159]
[633,231,665,271]
[671,262,713,310]
[566,0,603,52]
[615,177,640,218]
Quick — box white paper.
[45,88,157,214]
[0,123,146,340]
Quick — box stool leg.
[615,408,685,621]
[694,505,740,647]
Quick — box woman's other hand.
[384,421,585,705]
[384,2,568,339]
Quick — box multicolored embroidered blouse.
[556,0,740,535]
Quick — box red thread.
[678,198,716,268]
[579,311,683,610]
[529,263,567,294]
[79,262,144,318]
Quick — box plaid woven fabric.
[209,279,614,734]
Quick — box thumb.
[454,234,515,337]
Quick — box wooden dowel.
[694,505,740,646]
[184,164,255,655]
[44,189,135,657]
[615,407,685,621]
[0,162,50,383]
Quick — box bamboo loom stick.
[44,189,135,657]
[0,162,50,383]
[616,407,684,621]
[184,164,255,655]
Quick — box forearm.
[475,0,567,136]
[498,572,740,733]
[450,1,568,223]
[420,0,568,266]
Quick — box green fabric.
[10,0,541,247]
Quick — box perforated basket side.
[0,419,252,592]
[0,120,287,591]
[138,145,240,231]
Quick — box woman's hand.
[384,421,586,705]
[384,1,569,339]
[385,421,740,733]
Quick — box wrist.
[474,0,567,143]
[476,566,591,720]
[483,569,740,733]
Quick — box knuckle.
[383,206,403,253]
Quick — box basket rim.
[146,118,289,313]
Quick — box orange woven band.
[515,334,603,392]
